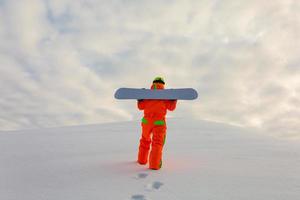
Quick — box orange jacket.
[137,83,177,119]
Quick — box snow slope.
[0,119,299,200]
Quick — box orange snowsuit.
[137,83,177,170]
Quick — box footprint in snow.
[135,172,148,179]
[131,194,147,200]
[145,181,164,191]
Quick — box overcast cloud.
[0,0,299,137]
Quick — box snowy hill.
[0,119,299,200]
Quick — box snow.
[0,119,300,200]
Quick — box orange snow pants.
[138,117,166,170]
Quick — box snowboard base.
[114,88,198,100]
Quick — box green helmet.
[153,77,165,84]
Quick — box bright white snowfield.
[0,119,299,200]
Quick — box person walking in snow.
[137,77,177,170]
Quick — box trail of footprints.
[130,172,164,200]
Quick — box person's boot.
[149,147,163,169]
[138,148,149,165]
[138,139,151,164]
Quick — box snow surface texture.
[0,119,300,200]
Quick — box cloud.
[0,0,299,138]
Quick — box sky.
[0,0,299,137]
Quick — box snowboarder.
[137,77,177,170]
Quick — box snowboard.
[114,88,198,100]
